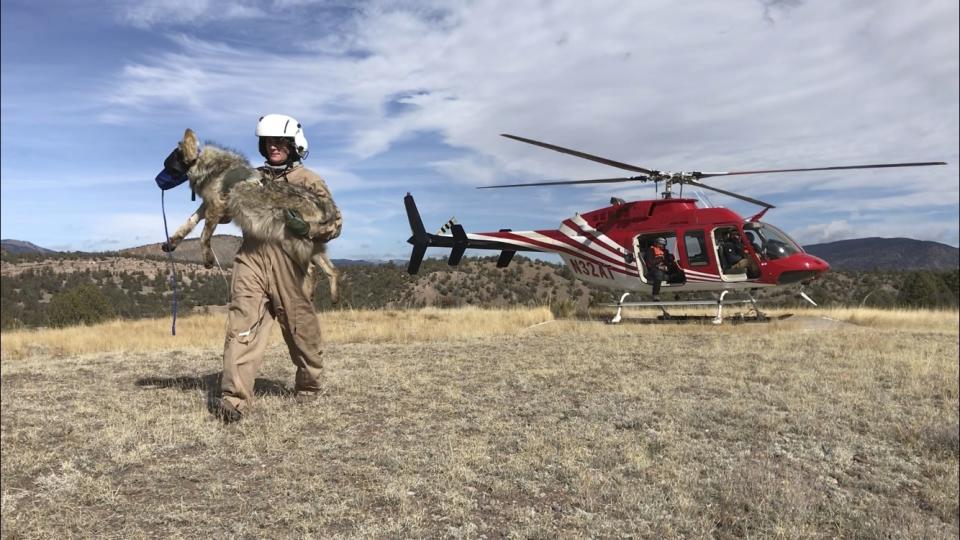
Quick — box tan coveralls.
[220,163,342,411]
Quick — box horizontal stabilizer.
[448,224,468,266]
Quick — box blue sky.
[2,0,958,261]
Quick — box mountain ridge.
[3,235,958,271]
[803,237,958,271]
[0,239,57,254]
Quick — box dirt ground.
[2,316,958,538]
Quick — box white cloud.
[120,0,264,28]
[88,0,960,252]
[792,216,960,246]
[428,155,501,186]
[91,212,171,245]
[106,1,958,165]
[792,219,856,244]
[0,172,157,190]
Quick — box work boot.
[216,398,243,423]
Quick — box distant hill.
[3,234,957,272]
[120,235,380,267]
[118,234,959,271]
[804,237,959,271]
[0,234,960,271]
[0,239,57,254]
[120,235,243,267]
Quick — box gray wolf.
[161,128,339,303]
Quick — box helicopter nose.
[775,254,830,284]
[807,254,830,273]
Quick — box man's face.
[264,137,290,165]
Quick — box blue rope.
[161,191,178,336]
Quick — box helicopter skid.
[608,313,792,325]
[608,291,774,325]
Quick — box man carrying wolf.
[218,114,342,423]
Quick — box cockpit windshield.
[743,222,803,260]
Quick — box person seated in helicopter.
[744,230,764,258]
[720,229,750,274]
[644,237,685,299]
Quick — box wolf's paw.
[201,249,216,268]
[329,284,340,305]
[161,242,176,252]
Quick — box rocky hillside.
[120,235,243,267]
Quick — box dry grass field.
[2,307,958,538]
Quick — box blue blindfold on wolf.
[155,148,191,190]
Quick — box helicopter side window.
[683,230,708,267]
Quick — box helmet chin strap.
[262,159,302,171]
[263,157,300,170]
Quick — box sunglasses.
[263,137,291,147]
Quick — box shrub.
[46,284,115,327]
[550,298,576,319]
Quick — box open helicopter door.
[712,226,761,282]
[633,233,683,291]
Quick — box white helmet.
[256,113,309,160]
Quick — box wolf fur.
[161,128,339,303]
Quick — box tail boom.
[404,193,544,274]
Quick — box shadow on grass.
[135,373,291,413]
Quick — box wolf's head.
[156,128,201,191]
[167,128,200,174]
[160,128,200,177]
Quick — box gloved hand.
[284,209,310,237]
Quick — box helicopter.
[404,134,946,324]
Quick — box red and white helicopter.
[404,134,945,323]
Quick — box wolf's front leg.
[162,203,206,252]
[199,212,220,268]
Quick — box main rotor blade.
[501,134,655,175]
[684,178,776,208]
[477,177,643,189]
[696,161,946,178]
